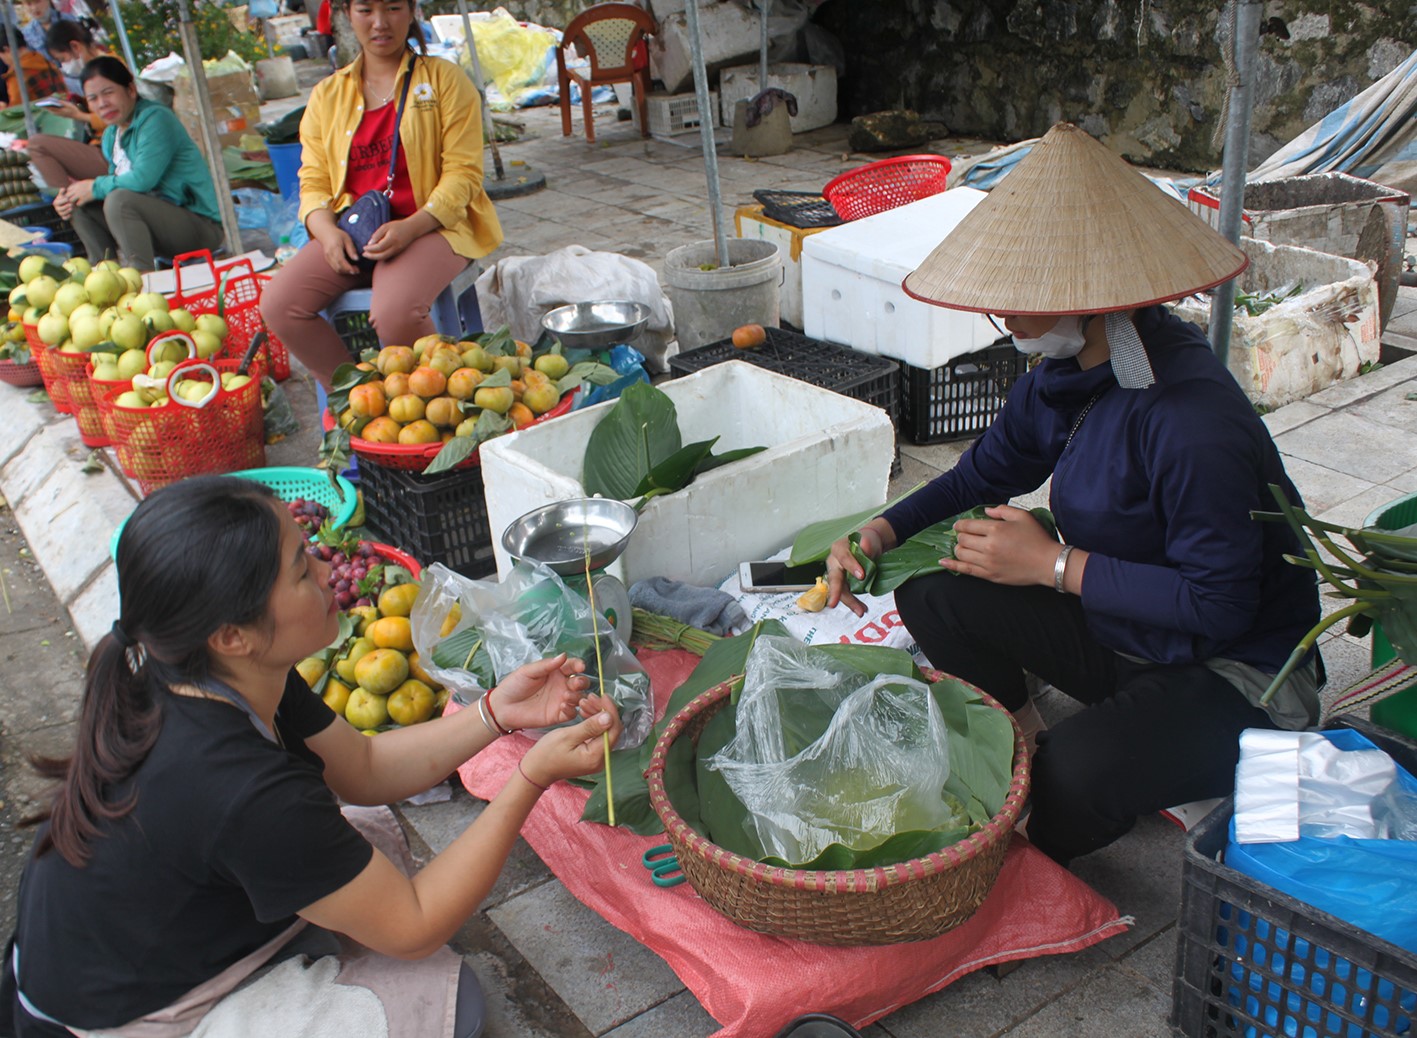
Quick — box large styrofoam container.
[734,204,830,328]
[718,63,838,133]
[649,2,761,95]
[1172,237,1379,410]
[801,187,1000,369]
[480,362,895,587]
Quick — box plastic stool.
[320,261,481,348]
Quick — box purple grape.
[335,579,350,594]
[332,552,347,567]
[356,597,372,607]
[350,566,366,582]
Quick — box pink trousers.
[260,230,468,388]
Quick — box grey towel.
[629,576,747,636]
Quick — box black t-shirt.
[14,672,373,1030]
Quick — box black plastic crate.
[1,200,81,247]
[751,189,843,229]
[358,458,497,578]
[332,308,380,361]
[1171,718,1417,1038]
[670,326,899,424]
[900,341,1028,444]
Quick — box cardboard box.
[173,67,261,157]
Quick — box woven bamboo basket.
[645,676,1031,946]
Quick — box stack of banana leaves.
[1255,484,1417,704]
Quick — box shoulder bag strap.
[383,55,415,197]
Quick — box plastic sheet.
[704,635,959,865]
[410,561,654,749]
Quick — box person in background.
[51,57,223,271]
[22,22,112,190]
[260,0,501,389]
[0,23,63,107]
[19,0,99,90]
[3,475,621,1037]
[826,123,1321,867]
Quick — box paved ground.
[2,61,1416,1036]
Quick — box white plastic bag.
[410,561,653,749]
[704,636,959,864]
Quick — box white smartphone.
[739,559,825,594]
[34,97,64,108]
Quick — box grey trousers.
[69,188,223,272]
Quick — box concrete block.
[1261,398,1329,437]
[398,795,552,909]
[480,363,896,588]
[1068,812,1185,960]
[487,881,684,1035]
[649,2,762,95]
[601,990,718,1038]
[13,464,135,605]
[0,420,92,508]
[67,563,119,652]
[1001,964,1171,1038]
[1279,455,1374,516]
[1274,410,1417,486]
[719,63,838,133]
[1346,374,1417,435]
[0,387,59,471]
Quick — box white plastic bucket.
[662,238,782,351]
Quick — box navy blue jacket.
[883,306,1319,674]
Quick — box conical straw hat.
[903,123,1247,314]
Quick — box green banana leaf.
[787,483,925,566]
[582,381,681,500]
[846,506,1059,597]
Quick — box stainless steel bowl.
[501,498,639,576]
[541,300,651,349]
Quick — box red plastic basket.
[370,542,422,580]
[168,250,290,381]
[0,357,43,387]
[90,361,135,471]
[103,359,265,495]
[49,347,110,447]
[322,388,578,472]
[27,325,72,413]
[822,155,953,221]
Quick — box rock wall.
[814,0,1416,172]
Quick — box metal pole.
[1209,0,1261,364]
[107,0,139,76]
[2,0,35,137]
[684,0,728,267]
[455,0,503,180]
[174,0,242,257]
[758,0,769,92]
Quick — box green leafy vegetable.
[788,483,926,566]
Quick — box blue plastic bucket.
[268,142,303,201]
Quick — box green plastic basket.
[109,467,359,561]
[1365,490,1417,741]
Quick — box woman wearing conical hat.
[826,123,1321,865]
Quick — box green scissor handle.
[641,843,686,887]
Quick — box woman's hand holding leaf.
[946,505,1063,586]
[826,520,894,616]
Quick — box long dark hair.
[79,54,131,90]
[32,476,284,866]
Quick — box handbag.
[336,57,414,270]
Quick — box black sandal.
[773,1013,865,1038]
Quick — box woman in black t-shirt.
[3,476,621,1038]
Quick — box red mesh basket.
[0,357,43,387]
[102,359,265,496]
[91,361,136,472]
[27,325,72,413]
[822,155,953,221]
[168,251,289,381]
[321,388,578,472]
[49,347,110,447]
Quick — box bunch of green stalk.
[1254,484,1417,703]
[629,609,721,657]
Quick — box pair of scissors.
[641,844,686,887]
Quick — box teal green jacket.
[94,98,221,225]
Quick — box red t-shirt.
[345,102,416,219]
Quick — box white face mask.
[1012,314,1088,359]
[62,58,83,76]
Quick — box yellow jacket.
[297,52,502,261]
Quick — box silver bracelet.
[476,694,502,738]
[1053,544,1075,594]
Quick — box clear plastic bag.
[704,635,960,865]
[410,561,653,749]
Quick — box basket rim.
[645,670,1030,891]
[823,154,953,199]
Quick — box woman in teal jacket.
[52,56,222,271]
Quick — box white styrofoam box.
[1172,237,1379,411]
[734,204,830,329]
[649,2,761,95]
[718,63,838,133]
[801,187,1001,370]
[480,362,895,588]
[631,90,719,136]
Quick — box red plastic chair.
[822,155,954,221]
[556,2,656,143]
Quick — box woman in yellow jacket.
[261,0,502,388]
